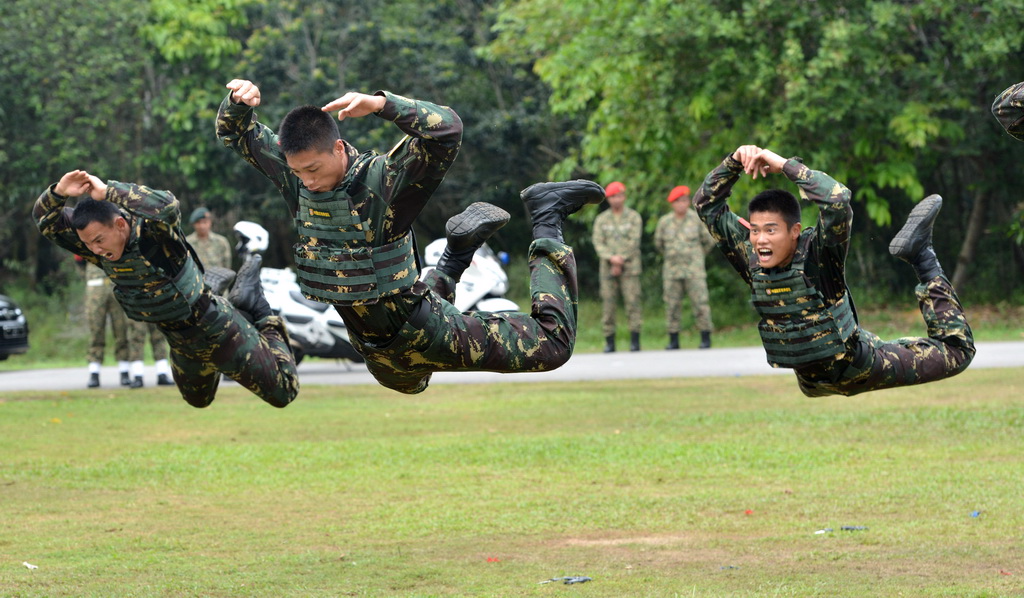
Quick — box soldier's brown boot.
[437,202,510,281]
[229,254,272,322]
[889,194,944,283]
[521,180,604,242]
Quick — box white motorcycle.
[233,221,363,365]
[419,238,519,313]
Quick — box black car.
[0,293,29,360]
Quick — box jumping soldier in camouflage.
[35,170,299,408]
[217,79,603,394]
[654,185,716,350]
[694,146,974,397]
[83,262,132,388]
[592,181,644,352]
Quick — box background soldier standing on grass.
[127,319,175,388]
[35,170,299,408]
[592,181,644,352]
[654,185,715,350]
[217,78,603,394]
[694,145,974,397]
[82,261,132,388]
[186,207,233,271]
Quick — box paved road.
[1,341,1021,393]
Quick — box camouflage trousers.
[795,276,975,397]
[86,284,130,363]
[600,273,642,336]
[159,293,299,408]
[129,320,168,361]
[663,275,713,333]
[346,238,578,394]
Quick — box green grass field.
[2,369,1022,597]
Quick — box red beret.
[667,185,691,203]
[604,181,626,197]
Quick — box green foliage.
[488,0,1024,296]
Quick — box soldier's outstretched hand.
[733,145,764,177]
[322,92,387,122]
[750,148,786,179]
[54,170,92,197]
[226,79,261,107]
[84,173,108,200]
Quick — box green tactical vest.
[100,226,206,323]
[750,249,857,369]
[292,179,418,306]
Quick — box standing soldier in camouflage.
[592,181,644,352]
[35,170,299,408]
[654,185,715,350]
[694,145,974,397]
[186,207,233,271]
[217,78,603,394]
[83,261,132,388]
[127,319,175,388]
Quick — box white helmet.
[233,220,269,254]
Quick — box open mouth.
[757,248,773,263]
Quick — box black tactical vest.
[750,249,856,369]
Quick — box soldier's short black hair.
[749,189,801,228]
[71,198,122,231]
[278,105,341,155]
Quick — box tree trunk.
[951,189,987,291]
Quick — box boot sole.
[520,180,605,218]
[445,202,510,252]
[229,254,272,319]
[888,194,942,258]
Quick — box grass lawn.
[1,368,1022,597]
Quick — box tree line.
[2,0,1022,304]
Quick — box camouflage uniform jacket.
[217,91,461,250]
[654,209,715,280]
[693,154,854,309]
[592,207,643,276]
[35,181,194,279]
[186,231,232,270]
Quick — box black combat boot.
[699,330,712,349]
[120,371,131,386]
[436,202,510,281]
[603,335,616,353]
[521,180,604,242]
[229,254,273,323]
[130,376,144,389]
[889,194,944,283]
[88,373,100,388]
[157,374,175,386]
[630,331,641,352]
[665,333,680,350]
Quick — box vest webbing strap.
[295,233,418,305]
